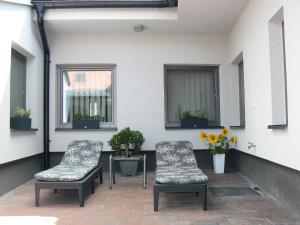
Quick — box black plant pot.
[181,117,208,128]
[72,120,100,129]
[10,117,32,130]
[119,160,139,176]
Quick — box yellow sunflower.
[208,134,218,145]
[222,128,229,137]
[231,136,237,144]
[199,132,207,141]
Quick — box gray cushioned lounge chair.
[34,140,103,207]
[153,141,208,211]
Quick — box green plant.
[15,107,31,118]
[195,110,205,118]
[73,113,99,120]
[108,127,145,157]
[181,111,193,119]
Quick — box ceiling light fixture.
[134,24,145,32]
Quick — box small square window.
[75,73,86,83]
[57,65,116,128]
[165,65,220,128]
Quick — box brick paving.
[0,170,299,225]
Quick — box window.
[230,53,245,128]
[57,65,116,128]
[268,8,288,127]
[10,49,26,116]
[75,73,86,83]
[238,60,245,126]
[165,65,220,127]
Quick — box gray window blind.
[166,67,219,126]
[10,49,26,116]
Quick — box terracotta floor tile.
[0,171,299,225]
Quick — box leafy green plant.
[108,127,145,157]
[73,113,99,120]
[195,110,205,118]
[181,111,193,119]
[15,107,31,118]
[181,110,206,119]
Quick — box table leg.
[113,163,116,184]
[109,155,112,189]
[143,154,147,189]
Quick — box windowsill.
[11,128,38,132]
[230,125,245,129]
[165,126,224,130]
[267,124,287,129]
[55,128,117,131]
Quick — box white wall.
[0,1,44,164]
[228,0,300,171]
[49,33,231,152]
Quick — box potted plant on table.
[181,110,208,128]
[200,128,237,174]
[108,127,145,176]
[72,113,100,129]
[10,107,31,130]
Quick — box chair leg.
[113,170,116,184]
[203,184,207,211]
[196,192,199,196]
[35,186,40,207]
[153,186,159,212]
[99,170,103,184]
[78,188,84,207]
[91,181,95,194]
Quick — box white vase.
[213,154,225,174]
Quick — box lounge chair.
[34,140,103,207]
[153,141,208,211]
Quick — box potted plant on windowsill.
[108,127,145,176]
[200,128,237,174]
[181,110,208,128]
[72,113,100,129]
[10,107,31,130]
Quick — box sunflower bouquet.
[200,128,237,155]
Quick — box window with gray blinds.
[165,66,220,127]
[10,49,26,116]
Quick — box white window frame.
[56,64,117,129]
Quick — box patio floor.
[0,170,299,225]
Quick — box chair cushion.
[60,140,103,167]
[155,166,208,184]
[155,141,198,168]
[155,141,208,184]
[34,165,97,182]
[34,140,103,182]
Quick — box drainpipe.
[32,2,50,169]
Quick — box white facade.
[228,0,300,171]
[1,0,300,172]
[0,1,44,164]
[49,33,230,152]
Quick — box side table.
[109,154,147,189]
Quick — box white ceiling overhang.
[41,0,249,34]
